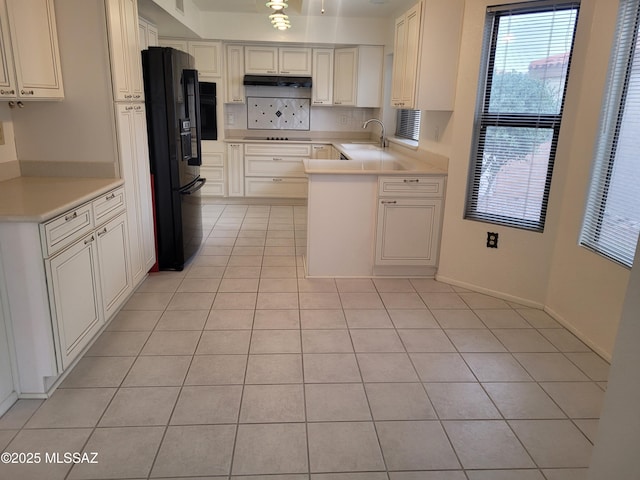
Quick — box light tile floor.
[0,204,611,480]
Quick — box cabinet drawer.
[244,143,312,157]
[41,204,94,257]
[202,151,224,167]
[378,176,445,197]
[245,177,308,198]
[245,156,306,178]
[93,187,126,226]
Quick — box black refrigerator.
[142,47,206,271]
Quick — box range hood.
[243,75,312,88]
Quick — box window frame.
[465,0,580,232]
[579,0,640,268]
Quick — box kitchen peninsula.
[304,143,448,278]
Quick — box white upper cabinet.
[188,41,222,79]
[138,17,158,50]
[0,0,64,100]
[391,2,421,108]
[225,44,245,104]
[245,46,311,76]
[245,46,278,74]
[278,47,312,75]
[391,0,464,111]
[334,46,383,108]
[312,48,333,106]
[105,0,145,102]
[158,38,188,53]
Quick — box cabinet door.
[375,198,442,266]
[312,49,333,106]
[116,104,155,287]
[391,3,421,108]
[96,213,131,319]
[279,47,312,75]
[333,48,357,106]
[311,144,332,159]
[158,38,188,53]
[5,0,64,100]
[227,144,244,197]
[225,44,245,103]
[47,233,103,370]
[245,46,278,74]
[0,291,16,416]
[0,0,16,99]
[106,0,144,101]
[189,41,222,78]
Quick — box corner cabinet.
[375,176,445,267]
[0,0,64,100]
[390,0,464,111]
[333,46,383,108]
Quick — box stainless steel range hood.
[243,75,312,88]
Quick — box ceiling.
[191,0,416,18]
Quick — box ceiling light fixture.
[266,0,288,10]
[270,12,291,29]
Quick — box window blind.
[580,0,640,268]
[396,109,421,141]
[465,1,579,231]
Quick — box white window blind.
[580,0,640,268]
[396,109,421,141]
[465,1,579,231]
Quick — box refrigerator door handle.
[183,69,202,166]
[179,177,206,195]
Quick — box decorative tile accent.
[248,97,310,130]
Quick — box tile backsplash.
[247,96,310,131]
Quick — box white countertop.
[304,143,448,175]
[0,177,124,223]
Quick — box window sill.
[388,136,419,150]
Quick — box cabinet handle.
[273,157,282,161]
[280,70,289,74]
[84,235,95,245]
[125,106,134,110]
[97,227,108,237]
[272,178,283,182]
[124,94,133,99]
[64,212,78,222]
[267,70,277,74]
[20,89,34,95]
[334,101,342,105]
[381,200,397,205]
[105,193,116,201]
[403,179,420,183]
[134,106,142,110]
[0,89,14,95]
[134,94,141,99]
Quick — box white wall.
[544,0,629,358]
[436,0,629,357]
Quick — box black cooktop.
[243,136,312,142]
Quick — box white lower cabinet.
[227,143,245,197]
[375,198,442,266]
[46,231,103,371]
[375,176,445,268]
[96,213,130,319]
[0,185,133,394]
[244,143,310,198]
[116,103,155,287]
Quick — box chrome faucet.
[363,118,387,148]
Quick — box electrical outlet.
[339,114,349,126]
[487,232,499,248]
[226,113,235,126]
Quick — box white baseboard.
[435,274,544,309]
[436,274,612,363]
